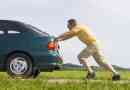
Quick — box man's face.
[67,23,75,30]
[67,23,73,30]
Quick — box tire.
[32,67,40,78]
[6,53,33,78]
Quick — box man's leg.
[78,48,95,79]
[93,50,120,80]
[79,58,94,74]
[93,51,118,74]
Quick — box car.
[0,20,63,78]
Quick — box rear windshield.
[26,24,49,36]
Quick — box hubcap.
[10,57,28,75]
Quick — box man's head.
[67,19,77,30]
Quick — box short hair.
[67,19,77,25]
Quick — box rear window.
[26,24,49,36]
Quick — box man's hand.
[54,38,60,43]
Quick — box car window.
[8,30,21,34]
[0,30,5,35]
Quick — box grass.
[42,70,130,80]
[0,70,129,90]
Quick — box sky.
[0,0,130,68]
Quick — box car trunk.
[47,36,63,64]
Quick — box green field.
[0,70,130,90]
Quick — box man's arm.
[55,27,80,42]
[55,30,75,41]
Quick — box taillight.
[48,42,56,50]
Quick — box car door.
[0,30,8,67]
[6,30,22,50]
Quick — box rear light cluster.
[48,42,55,50]
[48,41,59,50]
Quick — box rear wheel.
[6,53,33,78]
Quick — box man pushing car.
[55,19,120,80]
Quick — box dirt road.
[47,78,130,84]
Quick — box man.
[55,19,120,80]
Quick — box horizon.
[63,63,130,68]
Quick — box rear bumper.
[39,56,63,71]
[32,52,63,71]
[38,63,63,71]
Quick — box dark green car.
[0,20,63,78]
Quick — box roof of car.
[0,20,25,25]
[0,20,31,31]
[0,20,30,32]
[0,20,49,35]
